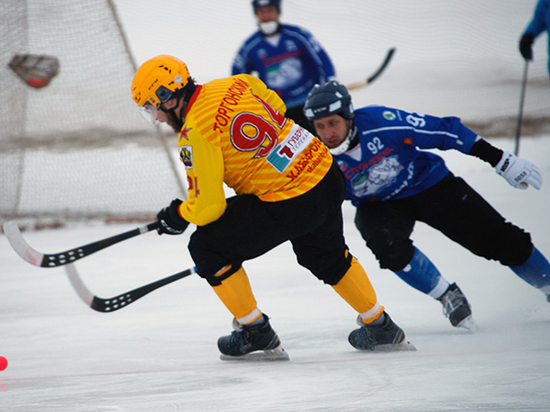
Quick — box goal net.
[2,0,549,228]
[0,0,185,228]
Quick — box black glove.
[519,33,534,60]
[156,199,189,235]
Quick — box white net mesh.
[0,0,185,226]
[2,0,549,227]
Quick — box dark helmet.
[303,81,355,122]
[252,0,281,13]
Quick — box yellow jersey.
[177,74,333,226]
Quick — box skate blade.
[220,345,290,362]
[456,316,479,333]
[373,340,417,352]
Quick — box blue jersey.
[231,24,335,109]
[523,0,550,74]
[334,106,479,206]
[524,0,550,39]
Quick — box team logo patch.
[383,111,396,121]
[350,155,403,197]
[336,159,349,173]
[179,146,193,169]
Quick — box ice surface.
[2,0,550,410]
[2,136,549,411]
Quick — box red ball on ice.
[0,356,8,371]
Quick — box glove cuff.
[495,151,514,176]
[469,139,503,167]
[521,33,534,44]
[167,199,189,230]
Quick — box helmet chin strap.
[329,124,358,155]
[160,83,197,131]
[168,107,183,130]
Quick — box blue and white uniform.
[232,24,335,110]
[522,0,550,75]
[333,105,549,307]
[336,106,478,205]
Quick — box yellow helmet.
[131,55,191,109]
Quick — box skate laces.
[349,312,405,350]
[440,285,466,318]
[226,329,252,354]
[353,327,376,350]
[227,319,265,347]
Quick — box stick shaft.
[65,263,197,312]
[345,48,396,91]
[514,60,529,156]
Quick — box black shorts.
[188,161,353,286]
[354,172,533,271]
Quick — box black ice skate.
[348,312,416,352]
[218,314,289,361]
[438,283,478,332]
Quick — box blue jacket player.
[304,81,549,331]
[520,0,550,75]
[232,0,335,133]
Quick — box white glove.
[495,151,542,190]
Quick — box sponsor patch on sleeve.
[179,146,193,169]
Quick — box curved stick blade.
[3,221,45,267]
[65,263,95,306]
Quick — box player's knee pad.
[203,264,243,287]
[188,232,242,286]
[492,225,533,267]
[367,230,415,272]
